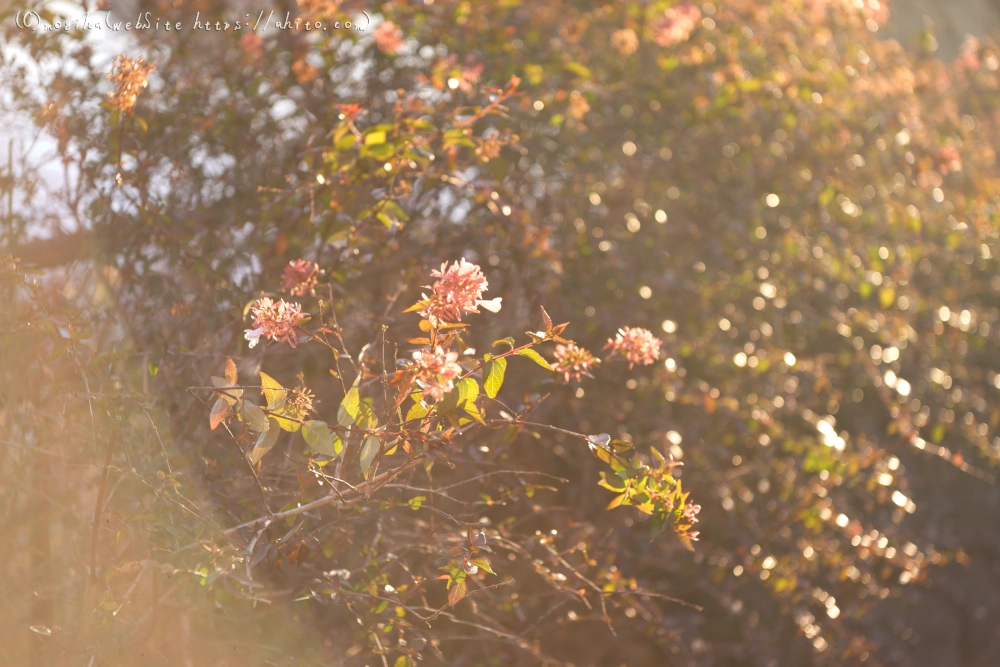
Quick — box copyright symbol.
[16,10,41,30]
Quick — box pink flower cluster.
[604,327,662,368]
[244,297,305,349]
[374,21,404,54]
[418,259,502,326]
[652,4,700,48]
[681,503,701,525]
[412,346,462,402]
[552,343,600,383]
[282,259,320,297]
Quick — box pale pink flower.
[958,36,981,71]
[604,327,662,368]
[418,258,502,326]
[374,21,404,54]
[681,503,701,525]
[652,4,700,48]
[282,259,320,297]
[412,346,462,402]
[552,343,600,383]
[245,297,305,348]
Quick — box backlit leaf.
[209,397,230,430]
[338,377,360,427]
[259,372,287,410]
[241,402,269,432]
[302,420,337,457]
[250,420,281,465]
[483,357,506,398]
[516,348,552,370]
[360,435,380,477]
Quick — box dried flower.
[412,346,462,402]
[652,4,700,48]
[374,21,404,55]
[604,327,662,368]
[282,259,320,297]
[417,259,502,326]
[552,343,600,382]
[245,297,305,349]
[290,386,316,415]
[107,55,154,116]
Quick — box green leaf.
[464,401,486,425]
[492,337,516,349]
[565,61,593,79]
[274,416,301,432]
[516,348,553,370]
[365,130,386,145]
[250,420,281,465]
[259,372,287,410]
[606,492,628,510]
[468,557,495,575]
[457,377,479,405]
[483,358,506,398]
[302,420,338,457]
[383,200,409,222]
[338,377,360,427]
[356,401,378,430]
[241,402,270,432]
[407,496,426,510]
[394,656,412,667]
[360,435,380,477]
[405,394,429,421]
[334,133,356,151]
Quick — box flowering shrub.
[207,259,699,562]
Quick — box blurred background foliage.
[3,0,1000,665]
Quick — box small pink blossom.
[681,503,701,525]
[412,346,463,402]
[958,36,981,71]
[282,259,320,297]
[652,4,700,48]
[374,21,404,55]
[417,258,502,326]
[604,327,662,368]
[245,297,305,348]
[552,343,600,383]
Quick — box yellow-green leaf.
[360,435,380,477]
[241,402,269,432]
[516,348,552,370]
[338,377,360,427]
[302,420,338,457]
[483,358,506,398]
[259,372,287,410]
[250,419,281,465]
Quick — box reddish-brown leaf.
[209,397,230,430]
[448,578,467,607]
